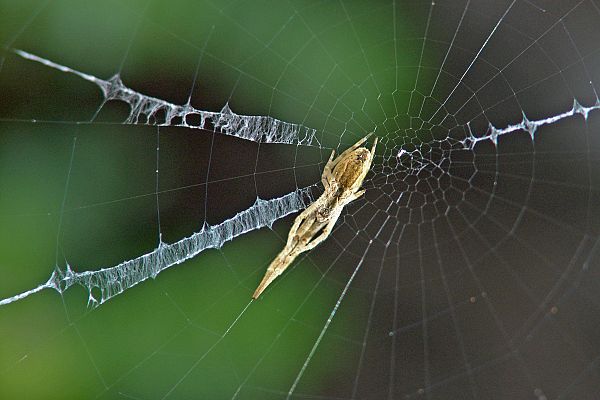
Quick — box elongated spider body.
[253,133,377,299]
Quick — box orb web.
[1,0,600,399]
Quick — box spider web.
[1,0,600,399]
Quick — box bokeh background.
[2,0,600,399]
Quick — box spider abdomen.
[333,148,371,190]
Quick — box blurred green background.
[0,0,425,398]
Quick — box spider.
[253,133,378,299]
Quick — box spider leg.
[359,135,377,185]
[253,250,292,299]
[285,201,318,248]
[346,189,366,204]
[253,211,322,299]
[299,210,342,253]
[332,132,373,165]
[358,135,377,179]
[370,136,378,159]
[322,150,336,189]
